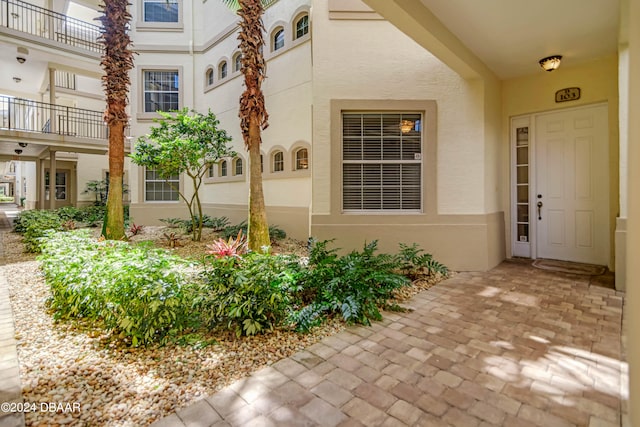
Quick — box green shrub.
[396,243,449,279]
[39,230,199,346]
[221,221,286,242]
[14,210,64,252]
[290,240,410,331]
[199,252,302,336]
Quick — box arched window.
[234,158,243,175]
[219,61,228,79]
[260,154,264,173]
[273,151,284,172]
[208,164,214,177]
[273,28,285,51]
[295,15,309,39]
[219,160,227,177]
[295,148,309,170]
[206,68,214,86]
[233,53,242,72]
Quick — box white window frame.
[137,0,183,31]
[142,69,179,113]
[295,15,309,39]
[45,171,67,201]
[295,148,309,170]
[342,112,423,212]
[273,151,284,172]
[138,66,183,120]
[234,158,243,176]
[219,61,228,79]
[233,53,242,73]
[272,28,285,51]
[206,68,214,86]
[144,167,179,202]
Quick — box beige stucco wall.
[129,0,313,240]
[626,0,640,423]
[309,2,504,271]
[502,56,620,269]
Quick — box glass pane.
[144,0,178,23]
[517,224,529,242]
[363,164,381,186]
[363,137,381,160]
[517,165,528,184]
[517,204,529,223]
[343,164,362,186]
[55,172,65,185]
[517,185,528,203]
[401,137,421,160]
[382,138,401,160]
[516,146,528,165]
[516,127,529,146]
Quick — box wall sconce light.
[400,120,414,134]
[539,55,562,72]
[12,77,21,83]
[18,143,28,147]
[14,149,23,155]
[16,56,26,64]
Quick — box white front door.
[535,104,609,265]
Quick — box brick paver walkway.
[153,260,627,427]
[0,204,25,427]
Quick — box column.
[49,151,56,210]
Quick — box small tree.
[130,109,234,241]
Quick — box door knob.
[537,201,543,220]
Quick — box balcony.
[0,0,101,54]
[0,95,115,157]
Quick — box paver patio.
[153,260,627,427]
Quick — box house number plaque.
[555,87,581,103]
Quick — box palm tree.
[97,0,134,240]
[222,0,271,251]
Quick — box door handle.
[537,201,543,220]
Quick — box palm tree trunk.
[104,120,125,239]
[99,0,134,240]
[248,114,269,249]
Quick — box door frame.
[510,102,609,262]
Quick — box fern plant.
[396,243,448,279]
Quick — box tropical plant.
[199,252,302,336]
[396,243,449,279]
[97,0,135,240]
[221,220,286,242]
[83,178,129,206]
[128,222,143,236]
[130,109,235,241]
[39,230,199,346]
[205,230,248,258]
[289,240,410,331]
[163,232,182,248]
[222,0,270,251]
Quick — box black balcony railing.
[0,96,107,140]
[1,0,101,53]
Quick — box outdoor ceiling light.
[16,56,25,64]
[14,149,22,155]
[539,55,562,72]
[18,143,28,147]
[12,77,21,83]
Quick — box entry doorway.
[511,103,609,265]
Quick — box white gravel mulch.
[3,228,446,426]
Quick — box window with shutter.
[342,112,422,211]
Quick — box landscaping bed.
[4,220,447,426]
